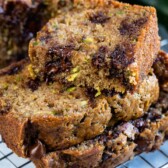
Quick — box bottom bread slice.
[32,89,168,168]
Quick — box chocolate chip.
[26,78,40,91]
[5,2,15,15]
[92,46,107,69]
[44,45,74,83]
[46,62,60,74]
[47,45,74,60]
[152,134,163,150]
[110,43,134,70]
[60,153,72,162]
[146,108,162,121]
[119,17,148,36]
[102,152,111,161]
[135,136,153,152]
[122,77,134,91]
[109,67,124,79]
[29,140,46,160]
[102,89,117,97]
[80,115,86,123]
[24,121,38,158]
[89,11,110,24]
[132,118,148,133]
[109,43,134,85]
[86,88,97,100]
[58,0,67,8]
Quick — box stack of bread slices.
[0,0,168,168]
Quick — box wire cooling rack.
[0,31,168,168]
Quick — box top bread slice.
[0,58,158,158]
[29,0,160,93]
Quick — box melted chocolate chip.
[46,61,60,74]
[86,88,97,100]
[119,17,148,36]
[80,115,86,123]
[132,118,148,133]
[26,78,40,91]
[45,45,74,83]
[146,108,162,121]
[102,89,117,97]
[5,2,15,15]
[60,153,72,162]
[109,43,134,84]
[110,43,134,70]
[102,152,111,161]
[152,134,163,150]
[122,77,134,91]
[90,11,110,24]
[135,136,153,152]
[92,46,107,69]
[47,45,74,60]
[29,140,46,159]
[109,67,124,79]
[24,121,38,157]
[58,0,67,8]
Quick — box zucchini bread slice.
[29,0,160,93]
[0,60,158,157]
[32,89,168,168]
[0,0,74,67]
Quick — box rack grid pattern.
[0,40,168,168]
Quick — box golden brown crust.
[0,113,28,156]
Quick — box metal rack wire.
[0,40,168,168]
